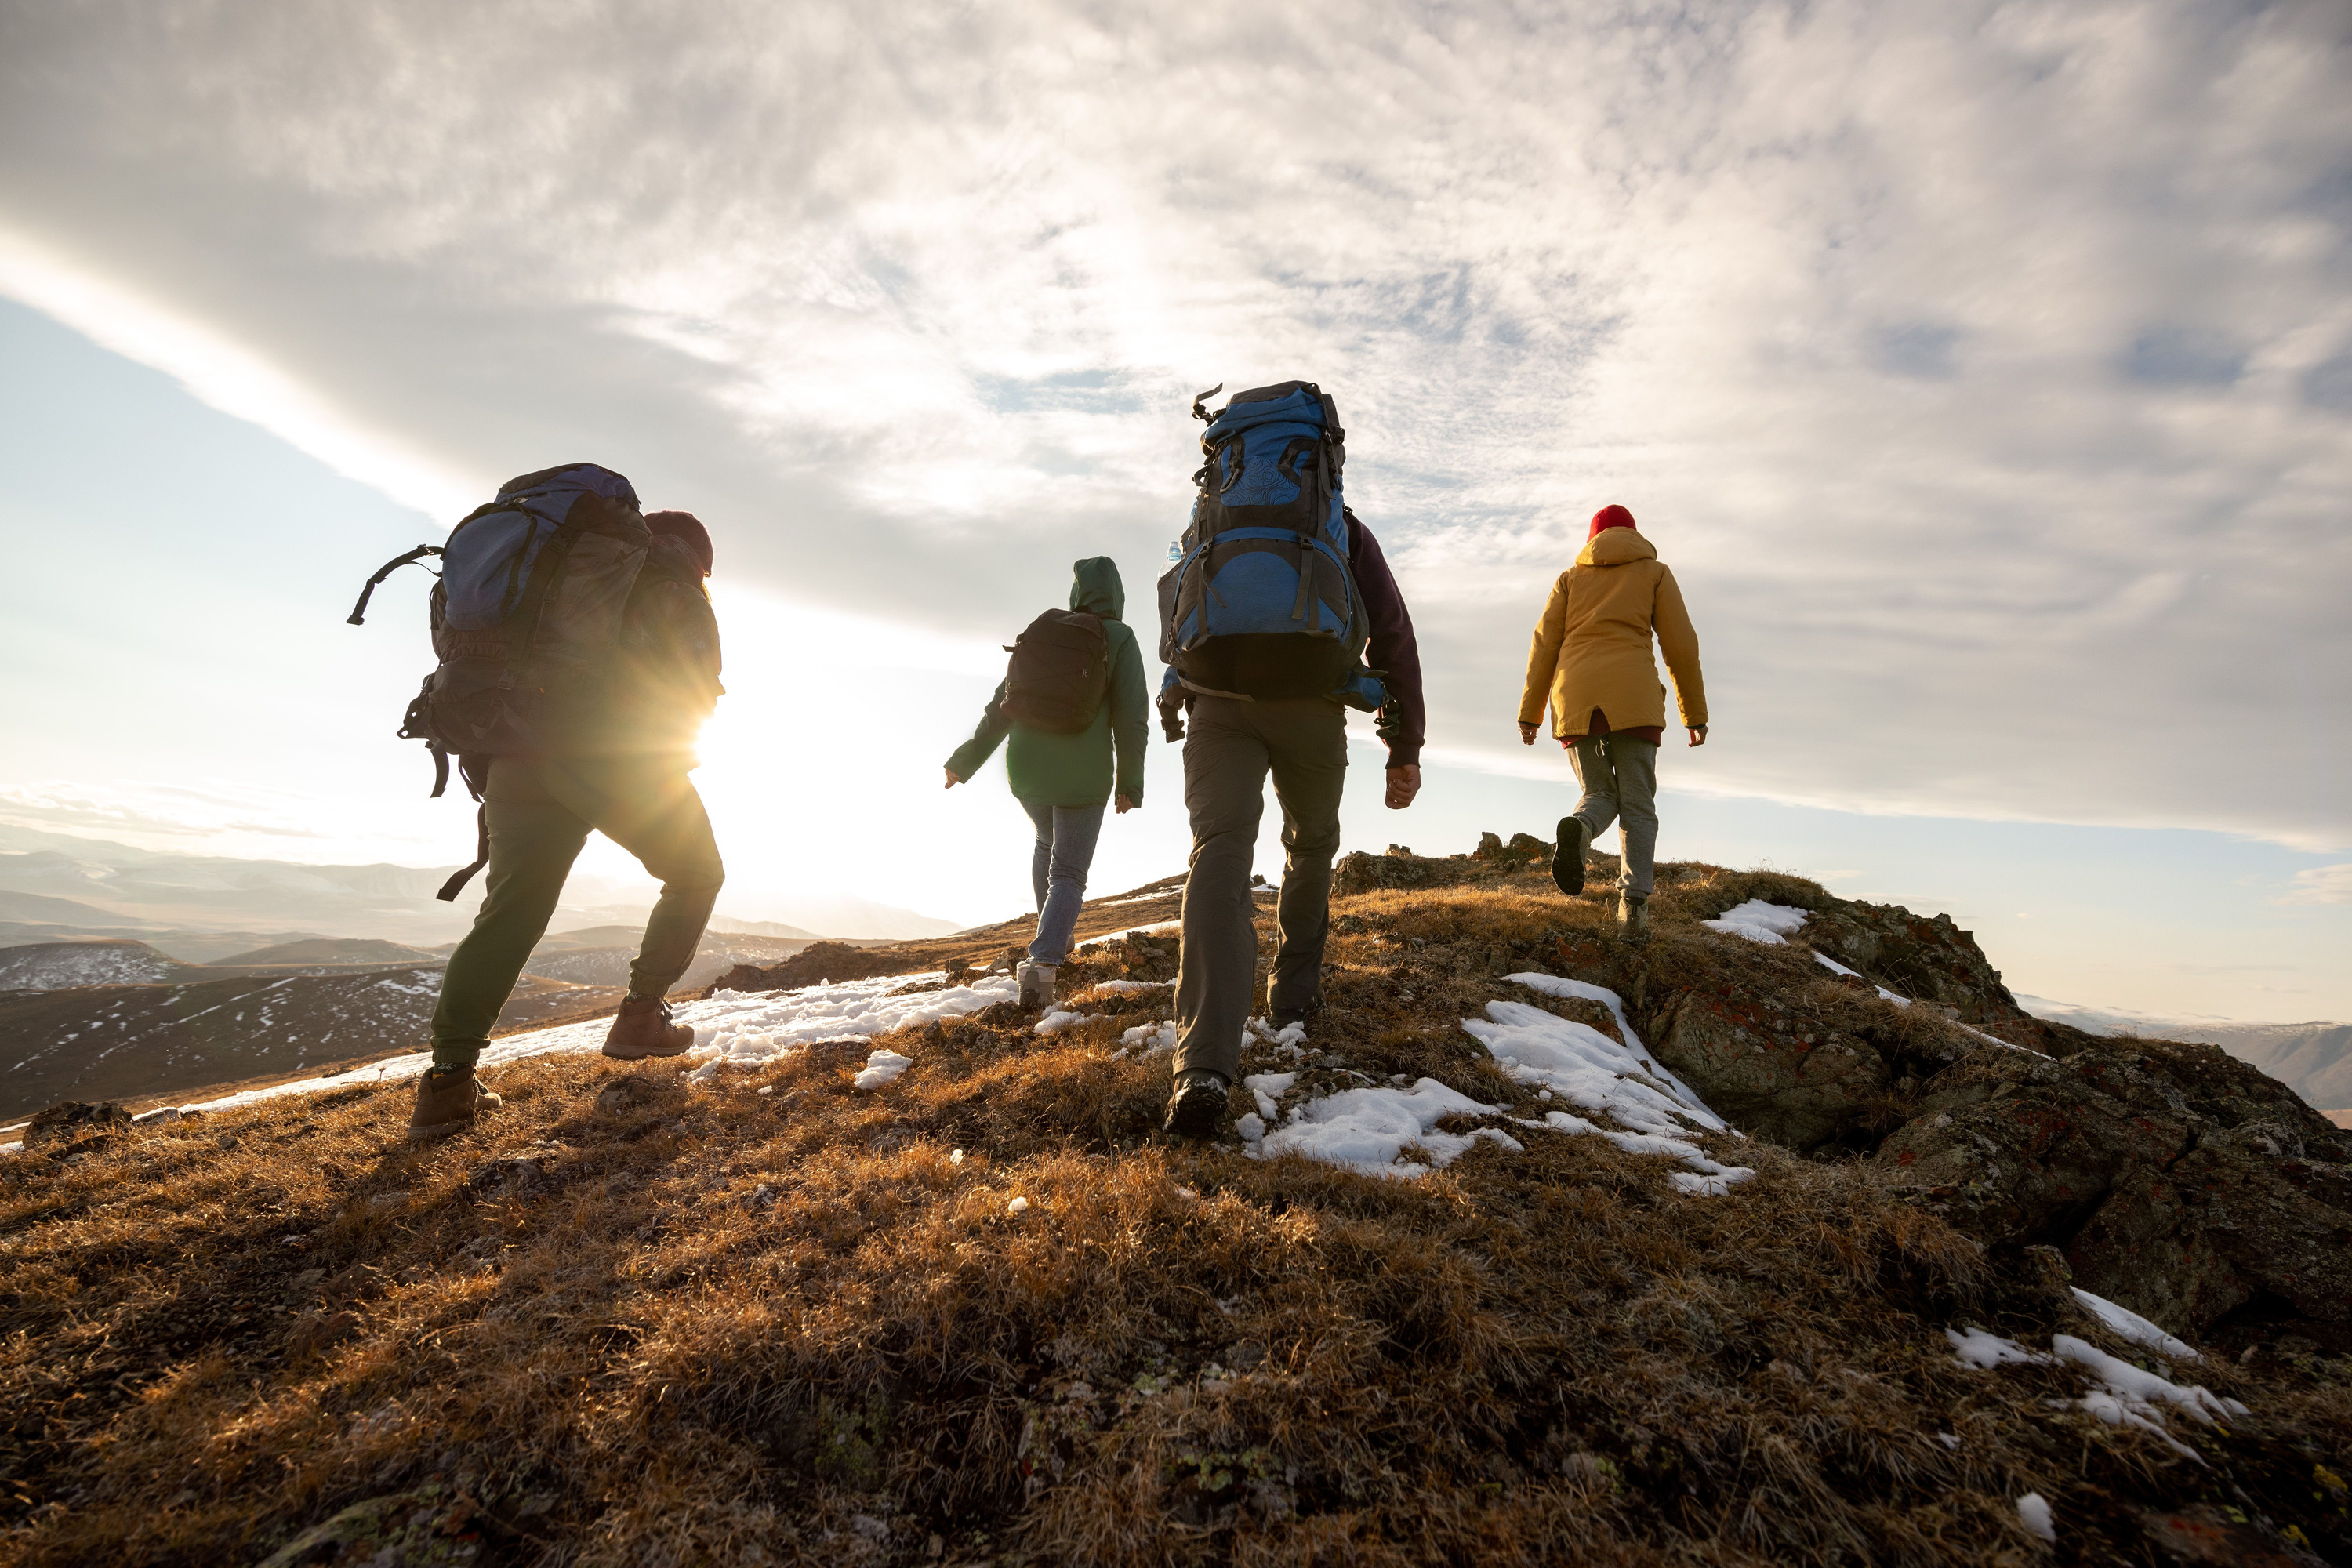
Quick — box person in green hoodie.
[945,557,1149,1010]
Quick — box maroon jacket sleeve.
[1347,517,1425,770]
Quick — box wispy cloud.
[0,0,2347,853]
[2281,864,2352,906]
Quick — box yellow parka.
[1518,528,1707,736]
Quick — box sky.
[0,0,2347,1018]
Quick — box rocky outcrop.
[1875,1036,2352,1343]
[711,940,920,994]
[24,1099,132,1149]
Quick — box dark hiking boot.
[1269,1000,1321,1030]
[602,995,694,1060]
[1163,1069,1229,1140]
[1552,816,1591,897]
[407,1067,501,1144]
[1018,961,1058,1011]
[1618,895,1650,945]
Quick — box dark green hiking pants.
[429,757,724,1071]
[1172,696,1348,1083]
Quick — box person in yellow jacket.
[1517,504,1708,941]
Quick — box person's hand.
[1115,793,1137,815]
[1687,726,1708,748]
[1518,721,1539,747]
[943,767,964,788]
[1385,764,1421,809]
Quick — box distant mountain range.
[2017,994,2351,1116]
[0,821,959,944]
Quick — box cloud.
[0,0,2348,852]
[2281,864,2352,906]
[0,782,331,843]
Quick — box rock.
[1650,987,1892,1151]
[256,1485,497,1566]
[466,1157,550,1197]
[1878,1036,2352,1340]
[711,939,919,995]
[24,1100,132,1149]
[594,1075,665,1117]
[2137,1506,2328,1566]
[1804,900,2042,1034]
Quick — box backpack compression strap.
[347,545,444,626]
[434,756,495,902]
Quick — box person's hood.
[1576,528,1657,568]
[1069,556,1124,620]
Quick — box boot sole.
[1162,1084,1229,1141]
[406,1118,475,1144]
[1551,817,1588,897]
[601,1036,694,1061]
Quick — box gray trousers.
[1569,734,1660,898]
[1173,696,1347,1082]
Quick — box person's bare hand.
[1385,765,1421,809]
[1115,793,1136,815]
[1518,721,1539,747]
[1688,727,1708,747]
[943,767,964,788]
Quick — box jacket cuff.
[1385,744,1422,771]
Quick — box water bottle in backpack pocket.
[1000,608,1109,734]
[1156,380,1382,709]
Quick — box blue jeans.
[1020,800,1105,965]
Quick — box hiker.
[1156,381,1424,1139]
[397,473,726,1143]
[943,557,1149,1011]
[1517,503,1707,942]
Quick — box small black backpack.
[1000,609,1109,734]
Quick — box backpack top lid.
[493,462,640,527]
[1197,381,1340,447]
[441,463,641,633]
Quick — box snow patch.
[1247,1077,1514,1179]
[1945,1327,2245,1462]
[1702,899,1810,945]
[1034,1010,1100,1035]
[852,1050,913,1091]
[1116,1022,1178,1058]
[2071,1288,2200,1361]
[2016,1494,2055,1544]
[121,969,1020,1119]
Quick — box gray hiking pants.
[1173,696,1348,1083]
[1568,734,1659,898]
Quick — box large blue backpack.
[1157,381,1383,709]
[348,462,651,897]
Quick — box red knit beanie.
[1588,503,1637,540]
[644,510,713,576]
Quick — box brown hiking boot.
[1018,961,1057,1011]
[1618,895,1650,945]
[407,1067,501,1144]
[1163,1069,1230,1140]
[603,995,694,1060]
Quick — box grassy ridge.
[2,866,2347,1565]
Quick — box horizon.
[2,2,2348,1024]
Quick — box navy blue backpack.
[1157,381,1385,709]
[348,463,651,897]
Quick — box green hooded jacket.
[946,557,1148,809]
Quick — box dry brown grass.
[3,868,2347,1566]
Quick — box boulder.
[1877,1036,2352,1340]
[1649,985,1893,1151]
[711,940,918,995]
[24,1099,132,1149]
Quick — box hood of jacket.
[1576,527,1658,568]
[1069,556,1125,620]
